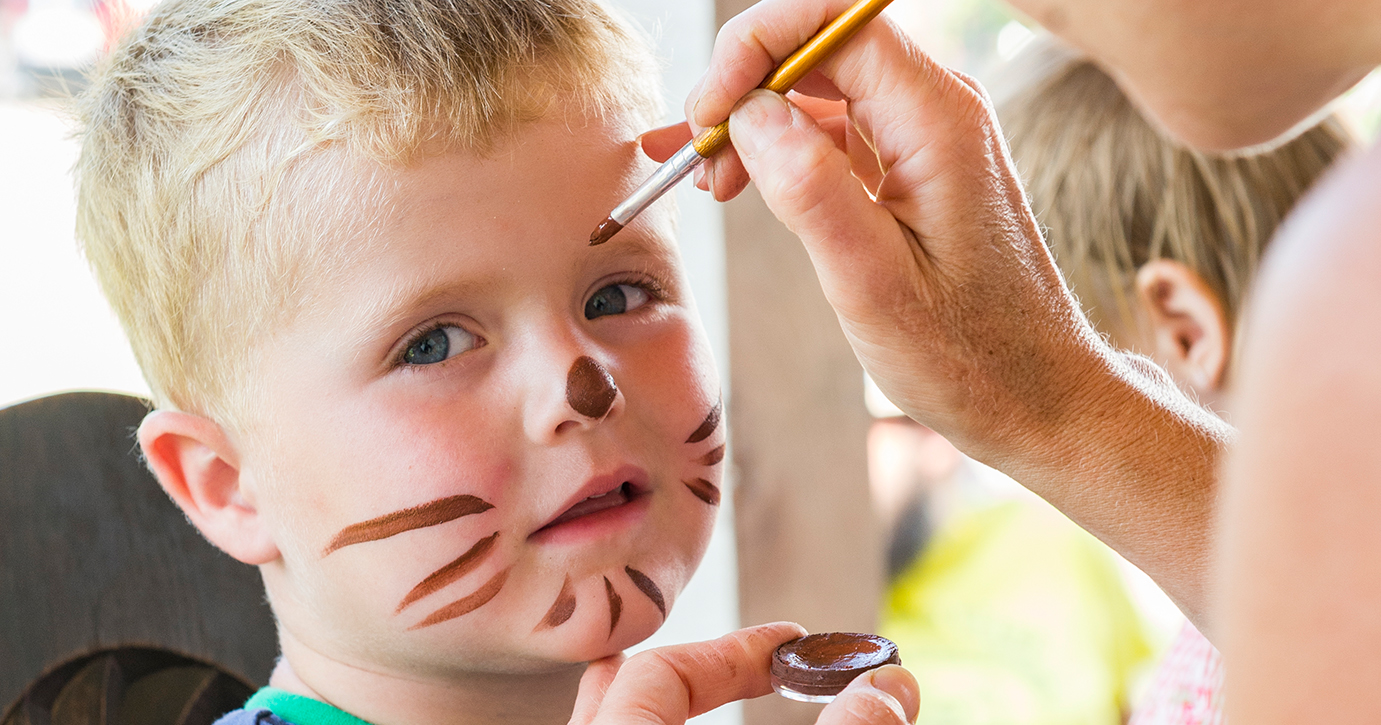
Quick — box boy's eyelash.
[606,273,669,302]
[394,320,481,369]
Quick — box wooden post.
[712,8,885,714]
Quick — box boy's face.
[238,111,723,676]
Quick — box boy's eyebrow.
[323,494,494,555]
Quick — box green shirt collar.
[244,687,376,725]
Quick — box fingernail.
[862,666,920,724]
[693,163,706,190]
[729,89,793,160]
[687,72,707,125]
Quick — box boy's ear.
[1134,259,1230,395]
[138,410,279,565]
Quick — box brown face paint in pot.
[770,633,901,703]
[567,356,617,418]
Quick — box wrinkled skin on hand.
[644,0,1234,629]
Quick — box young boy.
[75,1,731,723]
[995,37,1352,725]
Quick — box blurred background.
[3,1,1379,724]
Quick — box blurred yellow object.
[881,500,1152,725]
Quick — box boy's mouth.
[533,468,649,539]
[543,482,634,529]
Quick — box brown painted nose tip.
[567,356,617,418]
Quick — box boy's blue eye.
[585,284,650,320]
[402,325,478,365]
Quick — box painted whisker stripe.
[696,444,726,467]
[686,398,723,444]
[604,576,622,638]
[324,494,493,555]
[624,566,666,619]
[395,532,499,613]
[683,478,721,506]
[537,576,577,631]
[409,568,510,630]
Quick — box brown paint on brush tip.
[604,576,623,637]
[396,532,499,613]
[567,356,617,418]
[324,495,494,555]
[588,218,623,246]
[686,398,723,443]
[696,444,726,467]
[624,566,666,619]
[410,568,510,630]
[537,576,577,631]
[683,478,721,506]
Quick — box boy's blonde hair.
[76,0,663,427]
[995,38,1351,335]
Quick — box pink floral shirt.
[1130,622,1225,725]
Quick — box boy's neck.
[271,631,585,725]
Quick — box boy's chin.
[524,601,667,665]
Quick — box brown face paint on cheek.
[624,566,666,620]
[603,576,622,637]
[395,532,499,613]
[567,356,618,419]
[409,567,510,630]
[324,495,494,556]
[537,576,577,631]
[686,398,723,444]
[696,444,726,467]
[683,478,721,506]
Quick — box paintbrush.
[589,0,895,246]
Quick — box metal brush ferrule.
[609,141,706,226]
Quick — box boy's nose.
[566,356,617,419]
[524,353,625,443]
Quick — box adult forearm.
[979,344,1233,633]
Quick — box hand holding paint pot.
[643,0,1232,626]
[568,622,919,725]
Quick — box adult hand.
[644,0,1236,630]
[569,622,919,725]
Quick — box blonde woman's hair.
[75,0,663,428]
[994,37,1351,336]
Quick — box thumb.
[727,89,924,329]
[569,653,626,725]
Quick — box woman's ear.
[138,410,279,565]
[1134,259,1231,396]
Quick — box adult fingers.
[569,653,626,725]
[687,0,861,131]
[816,666,920,725]
[640,122,693,163]
[579,621,807,725]
[727,89,920,325]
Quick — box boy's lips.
[531,466,649,541]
